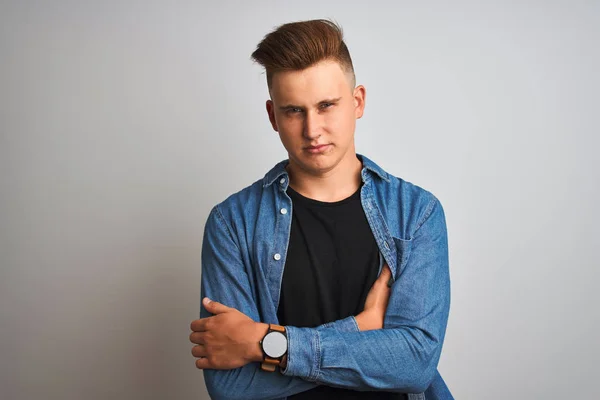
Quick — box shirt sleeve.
[199,205,363,400]
[280,197,451,394]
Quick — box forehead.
[270,60,352,104]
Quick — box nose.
[302,110,322,140]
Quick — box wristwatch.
[259,324,288,372]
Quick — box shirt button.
[273,253,281,261]
[279,178,286,185]
[384,241,390,250]
[280,208,288,215]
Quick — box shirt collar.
[262,153,389,188]
[358,154,390,182]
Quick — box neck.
[286,153,363,202]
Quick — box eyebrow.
[278,97,342,111]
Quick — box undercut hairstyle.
[251,19,356,90]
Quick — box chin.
[288,145,346,172]
[300,156,340,174]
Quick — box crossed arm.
[191,262,392,368]
[190,198,450,400]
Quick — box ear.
[266,100,279,132]
[353,85,366,119]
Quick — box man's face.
[266,60,366,176]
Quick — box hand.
[190,297,268,369]
[355,264,392,331]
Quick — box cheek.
[277,119,299,137]
[276,120,303,146]
[326,108,356,135]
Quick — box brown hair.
[251,19,355,90]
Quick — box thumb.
[202,297,230,314]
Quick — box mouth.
[305,144,332,154]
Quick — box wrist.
[356,310,383,331]
[355,312,368,331]
[250,322,270,362]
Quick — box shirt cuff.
[280,326,320,381]
[318,315,360,332]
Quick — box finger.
[191,344,207,358]
[189,331,207,344]
[195,357,211,369]
[202,297,231,315]
[381,264,393,287]
[190,318,210,332]
[376,264,392,284]
[381,263,392,276]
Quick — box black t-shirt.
[277,185,408,400]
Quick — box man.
[189,19,453,400]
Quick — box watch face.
[262,331,287,358]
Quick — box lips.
[305,144,331,154]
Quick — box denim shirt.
[199,154,454,400]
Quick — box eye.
[320,102,333,109]
[287,107,303,115]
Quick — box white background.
[1,1,598,399]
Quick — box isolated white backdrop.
[1,1,598,399]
